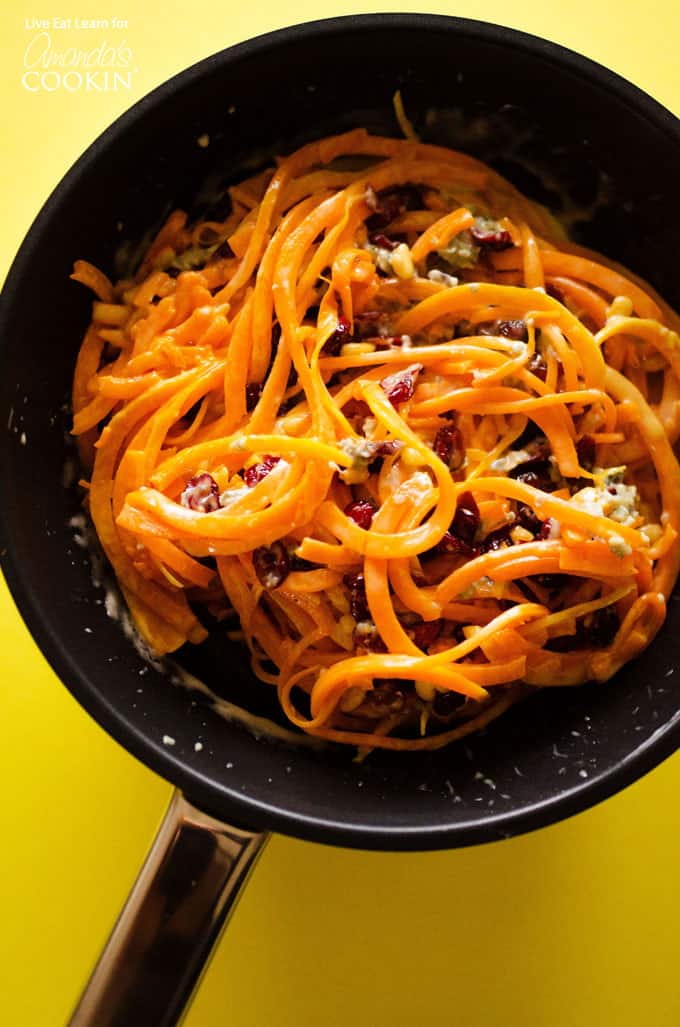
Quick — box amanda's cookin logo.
[22,17,135,92]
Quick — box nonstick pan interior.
[1,14,679,850]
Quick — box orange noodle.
[70,128,680,752]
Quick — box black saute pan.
[1,14,679,1026]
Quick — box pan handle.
[69,789,269,1027]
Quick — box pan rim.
[1,12,679,851]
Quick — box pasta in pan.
[71,126,680,751]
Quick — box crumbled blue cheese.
[427,269,458,288]
[608,533,632,558]
[362,416,377,439]
[338,436,377,484]
[218,484,252,508]
[339,436,378,462]
[392,470,432,505]
[641,523,663,545]
[571,479,639,526]
[365,242,395,274]
[365,240,415,279]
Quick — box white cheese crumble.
[392,470,432,505]
[162,735,176,746]
[427,269,459,288]
[365,242,395,275]
[571,480,639,526]
[608,533,632,559]
[218,485,251,508]
[339,436,378,462]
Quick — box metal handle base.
[69,791,268,1027]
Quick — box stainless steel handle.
[69,790,269,1027]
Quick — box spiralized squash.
[71,128,680,751]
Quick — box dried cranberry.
[353,620,387,652]
[476,318,528,341]
[244,455,281,488]
[343,398,372,423]
[577,435,596,472]
[353,310,392,339]
[381,364,422,406]
[322,315,352,356]
[437,531,473,556]
[498,319,528,342]
[374,440,401,458]
[547,605,619,652]
[433,425,464,471]
[432,689,467,718]
[512,471,539,490]
[584,606,620,647]
[345,499,376,530]
[369,232,399,251]
[509,454,554,492]
[180,473,221,513]
[513,505,542,538]
[477,524,513,554]
[367,440,403,475]
[513,422,544,449]
[412,619,442,651]
[470,226,514,251]
[384,379,414,405]
[288,552,320,572]
[528,353,548,381]
[245,382,263,411]
[367,185,422,230]
[344,572,369,621]
[452,491,480,546]
[252,542,290,589]
[538,518,555,540]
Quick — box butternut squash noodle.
[70,127,680,752]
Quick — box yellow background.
[1,2,679,1024]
